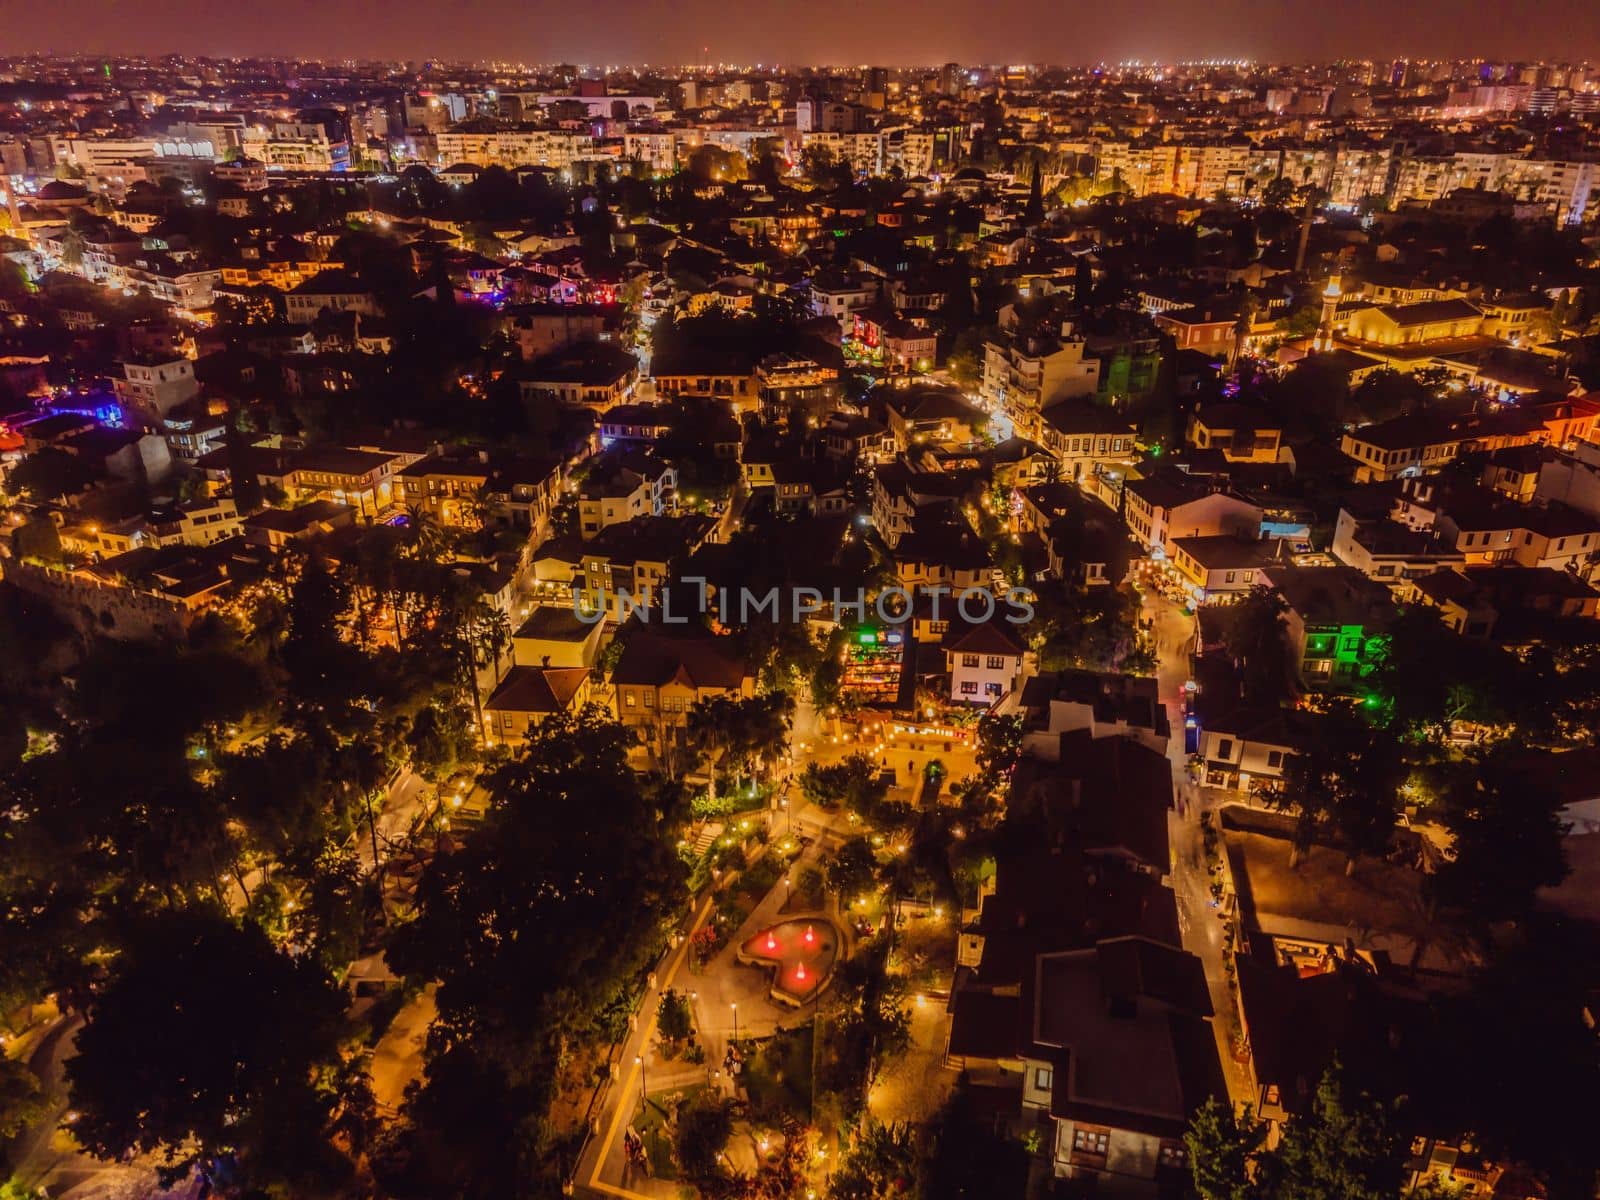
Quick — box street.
[1142,590,1252,1106]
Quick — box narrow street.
[1142,590,1252,1107]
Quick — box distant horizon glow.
[6,0,1600,69]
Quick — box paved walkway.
[867,994,954,1125]
[576,839,839,1199]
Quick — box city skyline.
[8,0,1600,69]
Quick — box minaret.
[1314,275,1341,351]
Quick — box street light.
[731,1002,739,1044]
[635,1053,646,1104]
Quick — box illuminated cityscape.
[1,31,1599,1200]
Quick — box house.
[1122,470,1262,558]
[1151,301,1239,357]
[1017,670,1171,758]
[1018,482,1139,588]
[1404,566,1600,638]
[504,302,622,360]
[880,385,988,450]
[511,604,606,668]
[769,459,850,516]
[1330,508,1466,584]
[1038,401,1139,484]
[113,355,199,421]
[484,666,593,741]
[269,445,408,518]
[577,514,716,620]
[852,306,938,371]
[1433,497,1600,577]
[1235,952,1420,1135]
[1187,403,1285,465]
[650,348,759,412]
[889,509,993,592]
[1339,410,1542,483]
[870,462,981,547]
[1169,535,1277,602]
[399,448,563,531]
[598,403,675,445]
[91,497,242,555]
[520,341,639,412]
[951,935,1219,1194]
[610,628,755,746]
[242,500,356,548]
[1260,565,1395,692]
[756,355,841,420]
[1194,707,1305,791]
[982,321,1101,440]
[284,271,378,324]
[578,450,677,539]
[809,270,878,332]
[822,412,894,464]
[943,619,1028,705]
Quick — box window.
[643,691,654,708]
[959,681,979,696]
[1159,1144,1187,1168]
[625,691,637,708]
[1267,750,1284,769]
[1225,570,1236,584]
[961,654,980,668]
[1243,571,1254,583]
[1072,1128,1109,1156]
[1034,1067,1053,1091]
[985,655,1008,670]
[986,682,1004,697]
[1217,738,1234,759]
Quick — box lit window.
[1073,1128,1109,1155]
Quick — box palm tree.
[402,503,447,564]
[1231,293,1259,368]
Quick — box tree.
[1426,748,1569,930]
[974,711,1022,779]
[1373,606,1515,743]
[657,987,692,1044]
[800,143,838,181]
[0,1056,48,1141]
[830,1120,919,1199]
[1258,702,1403,871]
[1222,586,1293,707]
[388,707,689,1186]
[1185,1098,1267,1200]
[1270,1068,1404,1200]
[65,907,350,1191]
[1349,368,1433,424]
[673,1094,733,1180]
[691,691,795,799]
[282,553,372,719]
[1263,175,1297,208]
[1413,925,1600,1199]
[826,836,880,902]
[1186,1068,1403,1200]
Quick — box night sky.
[7,0,1600,65]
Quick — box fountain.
[736,918,840,1006]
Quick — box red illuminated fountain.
[737,918,840,1006]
